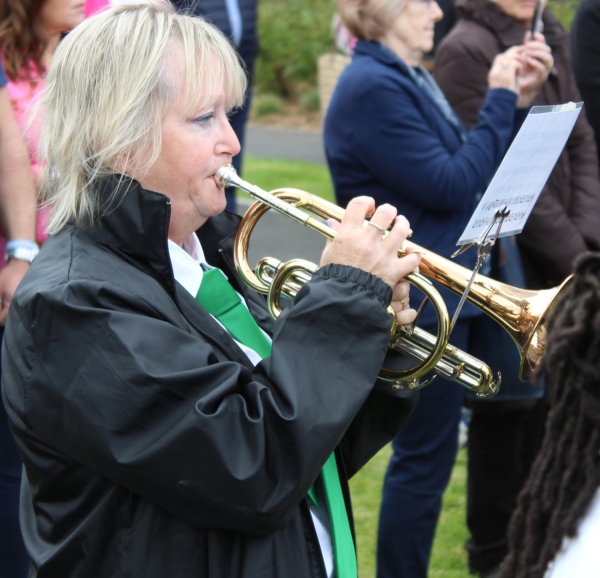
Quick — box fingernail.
[326,219,331,227]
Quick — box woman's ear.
[115,153,133,176]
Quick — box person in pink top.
[85,0,111,17]
[0,0,86,252]
[0,2,84,577]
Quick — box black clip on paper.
[449,205,511,334]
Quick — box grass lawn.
[240,155,336,203]
[241,155,471,577]
[350,446,470,578]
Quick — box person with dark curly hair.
[499,253,600,578]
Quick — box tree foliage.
[548,0,580,30]
[255,0,336,97]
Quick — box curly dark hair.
[499,252,600,578]
[0,0,47,81]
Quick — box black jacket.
[2,177,416,578]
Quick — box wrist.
[517,93,534,109]
[5,239,40,264]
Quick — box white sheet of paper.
[457,102,582,246]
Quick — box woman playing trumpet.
[2,2,423,577]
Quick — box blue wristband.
[6,239,39,252]
[5,239,40,264]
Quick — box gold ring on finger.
[368,221,387,236]
[501,59,509,69]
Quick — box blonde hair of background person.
[336,0,405,40]
[38,0,246,234]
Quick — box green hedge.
[255,0,336,97]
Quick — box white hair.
[38,0,247,233]
[336,0,406,40]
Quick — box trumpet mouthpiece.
[215,164,238,189]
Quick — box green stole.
[196,266,357,577]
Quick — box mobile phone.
[531,0,542,35]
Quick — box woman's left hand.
[515,31,553,108]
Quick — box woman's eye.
[194,113,214,125]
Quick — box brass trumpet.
[215,164,571,399]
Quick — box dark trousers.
[0,326,29,578]
[465,397,547,573]
[377,319,471,578]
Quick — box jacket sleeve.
[340,381,418,478]
[435,33,491,130]
[9,264,394,536]
[562,78,600,252]
[353,80,518,213]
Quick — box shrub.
[548,0,579,30]
[255,0,336,97]
[300,87,321,112]
[252,93,285,117]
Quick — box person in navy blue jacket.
[324,0,552,576]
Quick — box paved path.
[236,198,326,269]
[245,126,326,165]
[235,126,328,271]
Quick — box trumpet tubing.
[215,164,571,395]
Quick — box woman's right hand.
[320,196,421,325]
[487,33,552,107]
[487,46,523,96]
[514,31,552,108]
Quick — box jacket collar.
[84,174,242,296]
[81,175,265,368]
[352,39,412,75]
[455,0,566,48]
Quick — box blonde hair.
[336,0,406,40]
[39,1,247,233]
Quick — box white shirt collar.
[167,233,205,297]
[167,231,268,368]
